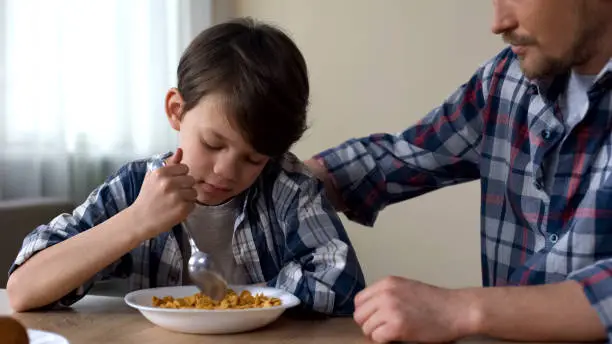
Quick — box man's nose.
[491,0,518,35]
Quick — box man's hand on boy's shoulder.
[130,148,197,240]
[304,157,347,212]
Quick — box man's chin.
[520,64,548,80]
[519,66,537,80]
[518,56,540,79]
[518,55,570,80]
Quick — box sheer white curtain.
[0,0,209,202]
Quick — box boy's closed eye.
[240,154,267,165]
[201,138,267,166]
[245,156,267,166]
[201,138,223,151]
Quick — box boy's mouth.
[198,181,232,192]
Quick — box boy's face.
[166,90,269,206]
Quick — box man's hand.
[353,276,478,343]
[304,157,347,211]
[354,276,607,343]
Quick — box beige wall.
[228,0,505,288]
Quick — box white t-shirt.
[180,196,249,285]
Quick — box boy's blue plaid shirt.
[317,48,612,336]
[9,152,365,315]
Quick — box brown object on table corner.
[0,316,29,344]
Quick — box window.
[0,0,211,201]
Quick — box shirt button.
[549,233,559,243]
[541,129,553,140]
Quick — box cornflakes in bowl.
[124,285,300,334]
[151,288,282,310]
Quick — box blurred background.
[0,0,504,288]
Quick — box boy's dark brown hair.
[177,17,309,157]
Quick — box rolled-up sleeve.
[567,261,612,341]
[8,165,137,307]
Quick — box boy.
[6,17,365,316]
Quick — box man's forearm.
[463,280,606,341]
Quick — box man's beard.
[518,54,574,80]
[504,26,596,80]
[519,42,592,80]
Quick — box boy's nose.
[213,157,238,182]
[491,0,518,35]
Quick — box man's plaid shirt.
[317,47,612,336]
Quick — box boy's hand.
[131,148,197,238]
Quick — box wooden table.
[0,290,563,344]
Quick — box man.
[305,0,612,342]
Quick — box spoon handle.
[181,225,200,252]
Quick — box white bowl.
[27,329,70,344]
[124,285,300,334]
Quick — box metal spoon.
[183,228,227,301]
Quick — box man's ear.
[165,88,184,131]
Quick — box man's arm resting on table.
[354,276,606,343]
[466,280,606,341]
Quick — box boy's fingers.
[168,148,183,165]
[179,188,198,202]
[162,164,189,176]
[170,175,196,189]
[161,148,189,176]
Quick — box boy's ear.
[165,88,184,131]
